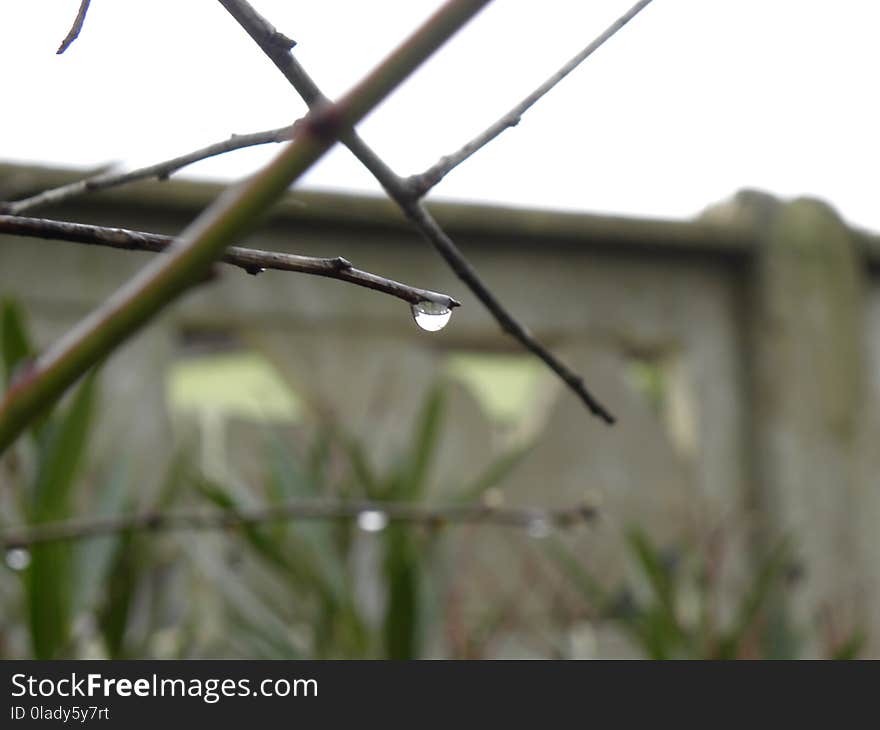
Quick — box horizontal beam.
[3,162,880,266]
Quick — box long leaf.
[30,371,98,520]
[383,525,421,659]
[455,443,532,503]
[264,446,349,600]
[1,299,32,387]
[716,539,790,659]
[26,370,98,658]
[343,437,384,499]
[96,530,139,658]
[73,461,131,613]
[97,448,191,657]
[546,537,609,609]
[399,386,445,501]
[1,299,49,441]
[626,529,685,649]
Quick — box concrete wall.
[1,164,878,656]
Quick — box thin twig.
[0,497,598,548]
[0,214,460,308]
[0,125,295,216]
[218,0,616,424]
[57,0,92,54]
[0,0,489,454]
[406,0,655,196]
[401,200,613,420]
[216,0,403,188]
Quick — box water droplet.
[526,517,551,540]
[411,300,452,332]
[5,548,31,571]
[357,510,388,533]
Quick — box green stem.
[0,0,490,453]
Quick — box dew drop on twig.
[357,510,389,533]
[411,300,452,332]
[526,517,552,540]
[5,548,31,571]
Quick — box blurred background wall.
[1,162,878,657]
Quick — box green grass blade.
[96,531,140,658]
[383,526,421,659]
[455,443,532,502]
[73,462,131,613]
[716,539,790,658]
[1,299,33,387]
[26,370,98,658]
[399,386,445,500]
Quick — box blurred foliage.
[550,527,866,659]
[0,306,529,657]
[1,300,116,658]
[0,299,867,659]
[190,385,530,659]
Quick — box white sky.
[3,1,880,230]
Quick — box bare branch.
[407,0,655,196]
[0,497,598,548]
[217,0,403,188]
[1,125,295,216]
[0,214,460,309]
[0,0,489,453]
[401,201,613,421]
[218,0,616,424]
[57,0,92,55]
